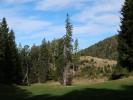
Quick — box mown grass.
[0,77,133,100]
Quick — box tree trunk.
[22,65,30,85]
[62,63,72,86]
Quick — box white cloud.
[0,6,50,45]
[0,7,19,17]
[35,0,88,11]
[0,13,51,35]
[0,7,52,36]
[74,23,117,36]
[36,0,125,12]
[72,0,124,35]
[73,0,124,23]
[17,25,65,41]
[8,17,52,33]
[0,0,34,4]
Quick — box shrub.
[110,66,129,80]
[90,58,94,62]
[47,66,57,81]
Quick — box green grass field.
[0,77,133,100]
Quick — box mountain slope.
[79,35,118,60]
[80,56,117,68]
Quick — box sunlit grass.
[1,77,133,100]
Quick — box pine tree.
[0,18,22,84]
[55,38,65,84]
[30,45,40,83]
[48,39,58,80]
[62,14,73,85]
[73,38,79,71]
[0,20,6,83]
[73,38,79,54]
[39,39,49,83]
[7,30,22,83]
[0,18,9,83]
[118,0,133,71]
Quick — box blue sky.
[0,0,124,49]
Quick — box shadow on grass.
[28,85,133,100]
[0,84,133,100]
[0,84,31,100]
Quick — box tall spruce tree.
[30,45,40,83]
[55,38,65,84]
[0,20,6,83]
[0,18,21,84]
[0,18,9,83]
[62,14,73,85]
[47,39,58,80]
[39,39,49,83]
[73,38,79,68]
[7,30,22,83]
[118,0,133,71]
[73,38,79,54]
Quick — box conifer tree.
[118,0,133,71]
[62,14,73,85]
[0,20,6,83]
[55,38,65,84]
[73,38,79,69]
[39,39,49,83]
[7,30,22,83]
[74,38,79,54]
[0,18,9,83]
[0,18,21,84]
[30,45,40,83]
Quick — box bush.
[129,71,133,76]
[110,66,129,80]
[81,65,95,79]
[47,66,57,81]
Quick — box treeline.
[79,35,118,60]
[0,15,79,85]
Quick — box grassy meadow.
[0,77,133,100]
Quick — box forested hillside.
[79,35,118,60]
